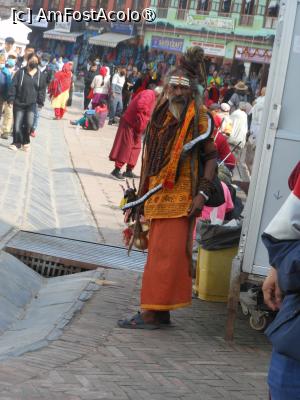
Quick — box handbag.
[87,88,94,100]
[265,294,300,361]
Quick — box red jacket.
[214,130,236,170]
[123,89,156,135]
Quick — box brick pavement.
[0,268,271,400]
[0,93,272,399]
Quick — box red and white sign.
[235,46,272,64]
[191,41,226,57]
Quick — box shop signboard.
[151,35,184,52]
[55,15,72,33]
[110,22,135,36]
[186,15,234,31]
[191,41,225,57]
[235,46,273,64]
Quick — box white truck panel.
[241,0,300,276]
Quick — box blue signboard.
[151,35,184,53]
[110,22,135,36]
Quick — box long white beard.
[168,101,185,120]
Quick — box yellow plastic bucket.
[195,246,238,302]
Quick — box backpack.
[0,69,7,95]
[83,113,100,130]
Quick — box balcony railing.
[239,14,254,26]
[156,7,168,18]
[176,9,187,20]
[264,16,278,29]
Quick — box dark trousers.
[13,104,35,146]
[84,87,90,109]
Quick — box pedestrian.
[90,66,110,109]
[48,57,58,80]
[0,55,16,139]
[262,161,300,400]
[48,62,72,120]
[0,37,15,60]
[228,81,249,112]
[118,47,218,329]
[56,56,64,71]
[83,62,98,109]
[70,99,108,130]
[109,87,161,180]
[31,54,52,138]
[7,53,46,151]
[122,66,139,112]
[250,86,266,142]
[108,67,126,125]
[0,54,11,123]
[16,44,35,69]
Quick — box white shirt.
[228,109,248,148]
[91,74,110,94]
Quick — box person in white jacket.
[90,66,110,108]
[250,87,266,142]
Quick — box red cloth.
[54,108,65,119]
[214,130,236,169]
[123,89,156,135]
[50,63,72,97]
[109,90,156,167]
[288,161,300,191]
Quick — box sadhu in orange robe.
[140,101,216,311]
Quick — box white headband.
[169,75,190,87]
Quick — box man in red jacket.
[109,87,161,179]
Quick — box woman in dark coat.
[83,62,97,109]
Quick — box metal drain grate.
[12,254,85,277]
[5,230,147,275]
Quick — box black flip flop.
[117,312,160,330]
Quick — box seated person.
[70,100,108,129]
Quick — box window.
[240,0,255,26]
[157,0,169,18]
[266,0,279,17]
[264,0,279,28]
[176,0,188,19]
[196,0,210,13]
[32,0,43,13]
[64,0,76,8]
[48,0,59,10]
[220,0,231,13]
[81,0,90,10]
[242,0,255,15]
[114,0,123,11]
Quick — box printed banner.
[187,15,234,31]
[151,35,184,52]
[235,46,272,64]
[191,41,226,57]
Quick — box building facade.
[145,0,279,82]
[0,0,27,19]
[26,0,150,70]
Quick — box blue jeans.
[13,104,35,145]
[32,103,40,131]
[109,94,123,121]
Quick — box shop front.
[26,14,49,50]
[43,18,84,62]
[88,22,141,67]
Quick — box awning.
[43,30,83,43]
[88,33,134,48]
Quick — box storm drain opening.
[4,248,94,277]
[4,230,147,278]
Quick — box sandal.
[118,312,160,330]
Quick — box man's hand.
[188,194,205,218]
[262,267,282,311]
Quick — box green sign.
[186,15,235,31]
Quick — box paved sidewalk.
[0,268,271,400]
[0,100,100,245]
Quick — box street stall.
[0,16,32,55]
